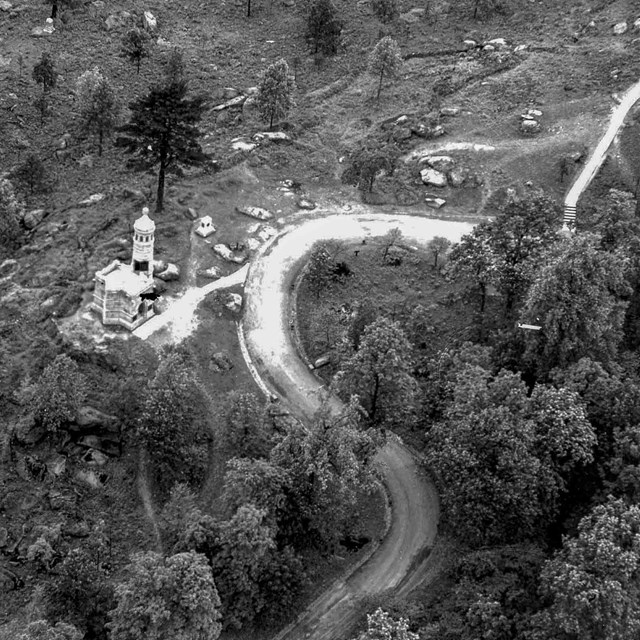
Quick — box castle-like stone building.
[91,208,157,331]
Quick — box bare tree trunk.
[156,155,166,213]
[247,0,251,17]
[377,69,384,101]
[98,129,103,157]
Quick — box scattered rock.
[49,490,75,510]
[196,215,216,238]
[463,39,477,49]
[46,455,67,478]
[212,94,247,112]
[257,226,277,242]
[156,263,180,281]
[482,44,496,52]
[0,1,12,11]
[79,193,105,207]
[231,138,257,152]
[514,44,528,53]
[253,131,291,143]
[222,87,240,99]
[0,55,11,67]
[122,187,145,200]
[394,115,409,125]
[211,350,233,371]
[213,244,246,264]
[420,168,448,187]
[613,21,628,35]
[75,469,102,489]
[247,238,261,251]
[152,259,167,275]
[520,119,541,133]
[486,37,507,47]
[104,11,133,30]
[31,25,54,37]
[399,8,424,23]
[425,196,447,209]
[78,154,94,168]
[225,293,243,312]
[22,209,45,230]
[448,167,467,187]
[185,207,199,220]
[634,18,640,31]
[440,107,460,117]
[421,155,455,171]
[297,198,316,210]
[569,150,584,162]
[198,266,221,279]
[142,10,157,33]
[71,406,120,435]
[83,449,109,466]
[393,127,412,141]
[14,415,46,445]
[430,125,445,138]
[156,37,173,48]
[236,205,273,220]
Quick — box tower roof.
[134,207,155,234]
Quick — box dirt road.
[241,212,472,640]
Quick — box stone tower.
[131,207,155,278]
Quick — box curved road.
[241,213,472,640]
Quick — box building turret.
[132,207,155,278]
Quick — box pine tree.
[120,28,151,74]
[255,59,296,129]
[307,0,343,55]
[118,80,207,213]
[368,36,402,101]
[371,0,398,23]
[32,52,57,93]
[76,68,120,156]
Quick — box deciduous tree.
[218,390,270,459]
[426,368,595,546]
[355,608,418,640]
[536,498,640,640]
[368,37,402,101]
[17,621,82,640]
[118,80,207,212]
[109,551,221,640]
[306,242,334,298]
[335,317,418,431]
[33,355,86,433]
[255,58,296,129]
[521,233,631,374]
[341,146,398,193]
[426,236,451,270]
[76,68,119,156]
[0,178,24,251]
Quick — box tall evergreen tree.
[120,28,151,74]
[32,52,57,93]
[118,80,207,213]
[307,0,343,55]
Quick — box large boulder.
[225,293,243,313]
[142,11,157,33]
[156,263,180,281]
[70,406,120,435]
[236,206,273,220]
[420,168,448,187]
[22,209,45,229]
[448,167,468,187]
[520,119,541,133]
[613,21,628,35]
[421,155,455,172]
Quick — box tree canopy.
[118,80,207,212]
[255,58,295,129]
[368,37,402,100]
[109,551,221,640]
[307,0,343,55]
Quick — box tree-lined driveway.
[241,212,472,640]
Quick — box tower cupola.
[132,207,155,277]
